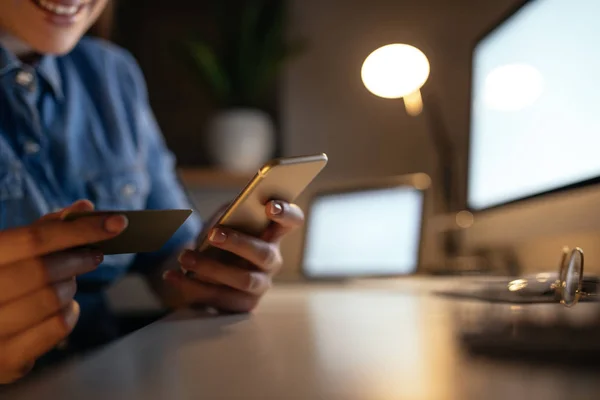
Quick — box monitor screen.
[468,0,600,210]
[302,186,423,278]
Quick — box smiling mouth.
[31,0,92,18]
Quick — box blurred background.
[91,0,600,311]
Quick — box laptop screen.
[302,186,424,278]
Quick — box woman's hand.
[163,200,304,312]
[0,200,128,384]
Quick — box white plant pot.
[206,108,275,173]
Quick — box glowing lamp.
[361,44,430,115]
[361,43,466,265]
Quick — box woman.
[0,0,303,383]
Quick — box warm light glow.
[403,90,424,116]
[483,63,544,111]
[361,44,430,101]
[455,210,474,229]
[507,278,528,292]
[413,173,432,190]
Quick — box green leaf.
[184,0,307,109]
[187,41,230,102]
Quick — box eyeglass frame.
[550,247,597,307]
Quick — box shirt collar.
[38,55,64,100]
[0,44,64,100]
[0,45,20,76]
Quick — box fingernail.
[104,215,128,234]
[249,272,266,292]
[209,228,227,244]
[55,281,76,305]
[64,301,80,329]
[177,250,197,266]
[269,201,283,216]
[91,251,104,265]
[162,270,180,282]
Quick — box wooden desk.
[4,279,600,399]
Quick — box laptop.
[300,174,428,280]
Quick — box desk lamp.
[361,44,471,262]
[361,43,430,116]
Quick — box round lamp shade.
[361,44,430,99]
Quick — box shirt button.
[122,184,137,197]
[24,140,40,155]
[15,70,35,89]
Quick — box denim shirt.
[0,37,202,354]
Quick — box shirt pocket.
[86,167,150,211]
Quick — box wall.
[112,0,283,166]
[277,0,524,277]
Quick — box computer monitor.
[467,0,600,211]
[464,0,600,250]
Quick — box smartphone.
[198,153,328,251]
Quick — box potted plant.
[186,0,305,172]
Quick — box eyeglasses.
[551,247,597,307]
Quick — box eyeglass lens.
[562,250,583,306]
